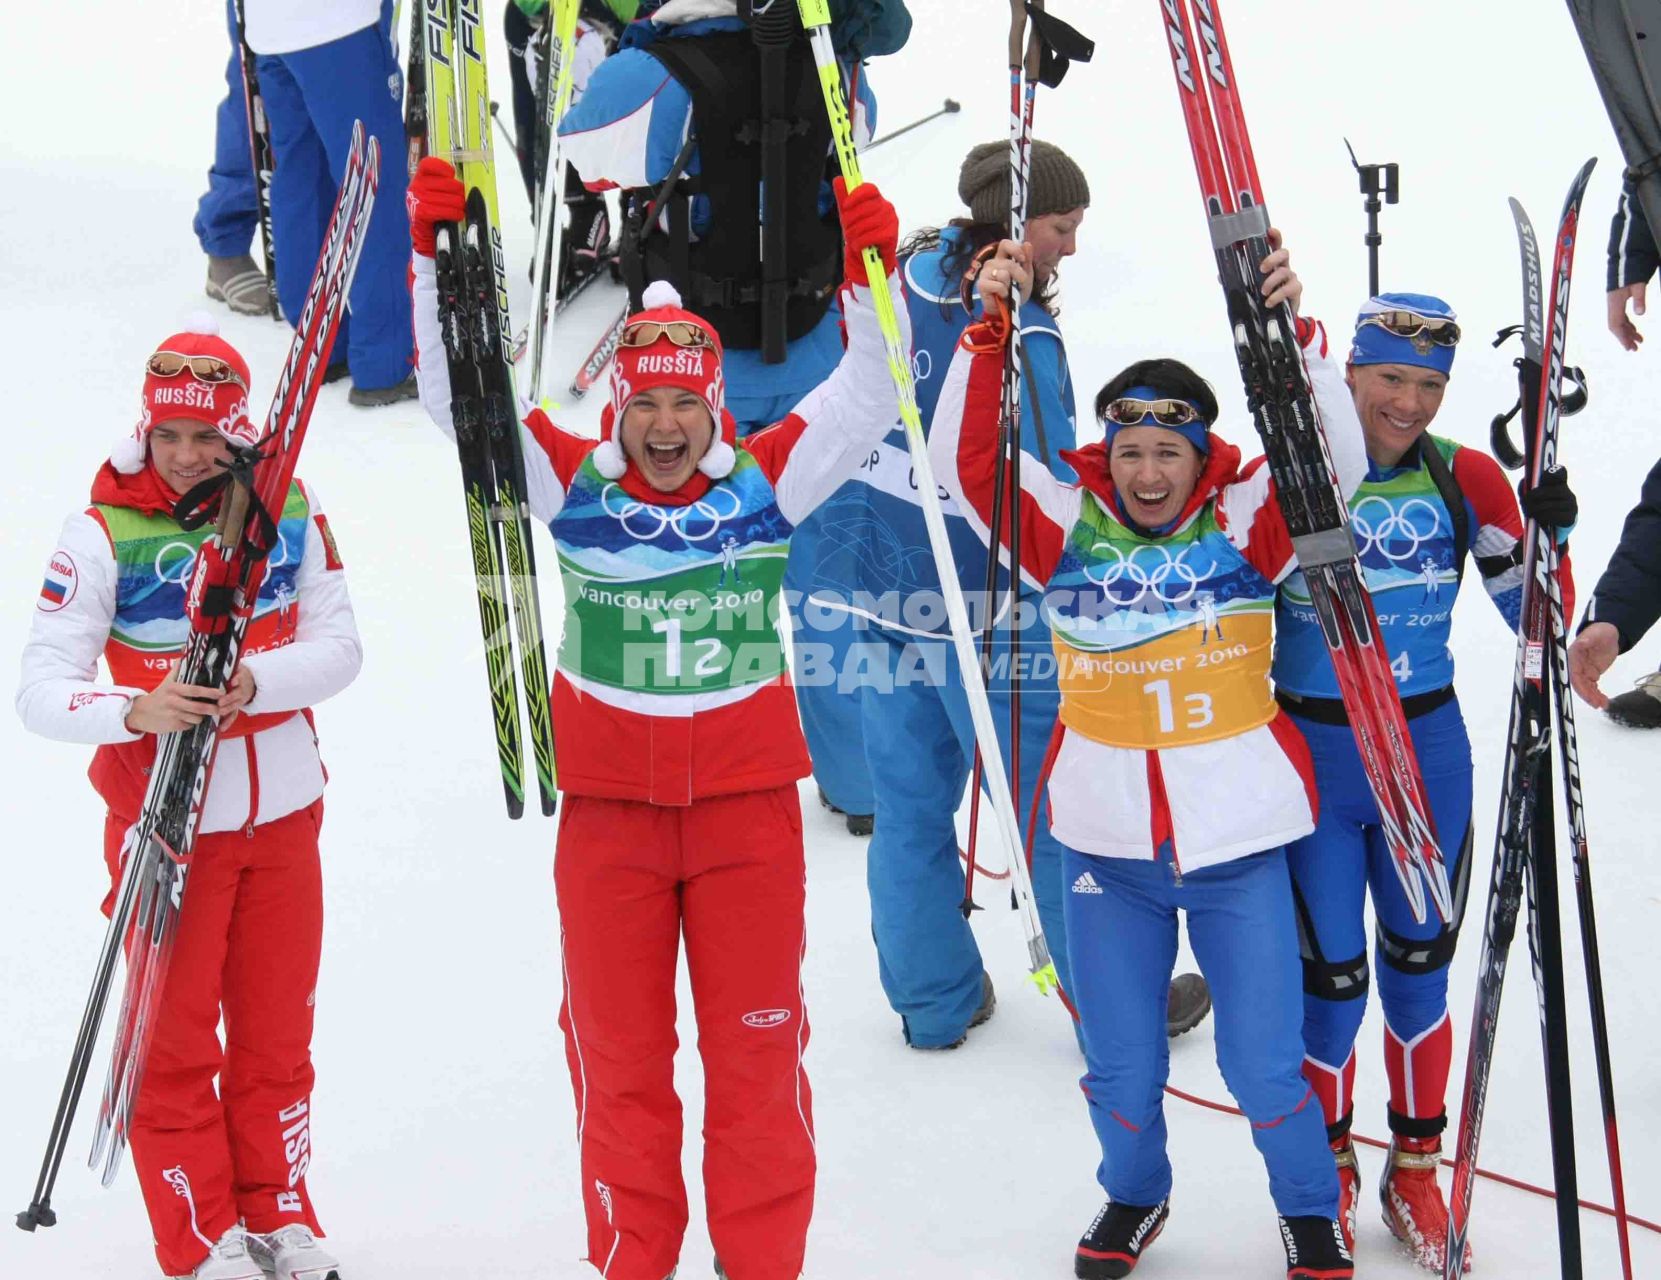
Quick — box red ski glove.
[407,156,467,258]
[835,177,898,288]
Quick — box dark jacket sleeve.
[1608,174,1661,291]
[1582,456,1661,650]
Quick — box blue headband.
[1349,292,1458,376]
[1101,385,1209,455]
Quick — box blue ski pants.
[1285,697,1473,1116]
[194,0,258,259]
[254,11,413,391]
[1067,847,1337,1218]
[861,623,1070,1047]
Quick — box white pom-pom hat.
[594,280,736,482]
[112,312,255,475]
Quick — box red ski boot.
[1331,1135,1360,1255]
[1380,1135,1472,1273]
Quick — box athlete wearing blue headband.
[1273,289,1578,1272]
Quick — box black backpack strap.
[1418,435,1469,586]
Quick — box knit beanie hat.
[595,281,736,481]
[957,139,1090,226]
[111,313,255,475]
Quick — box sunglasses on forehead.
[618,319,715,350]
[1356,310,1462,347]
[1100,397,1205,428]
[147,350,247,389]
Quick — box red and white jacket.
[412,258,908,805]
[17,471,362,834]
[929,318,1369,872]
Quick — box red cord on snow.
[1160,1084,1660,1238]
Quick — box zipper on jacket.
[1145,749,1183,885]
[244,736,260,838]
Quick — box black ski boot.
[1607,671,1661,727]
[817,785,873,837]
[1074,1198,1169,1278]
[1166,971,1211,1037]
[1278,1214,1353,1279]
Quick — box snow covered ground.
[1,2,1657,1277]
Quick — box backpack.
[629,13,843,360]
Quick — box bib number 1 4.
[1144,678,1214,735]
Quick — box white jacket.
[16,482,362,833]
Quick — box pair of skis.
[1444,162,1633,1280]
[1157,0,1453,926]
[422,0,559,820]
[17,125,380,1232]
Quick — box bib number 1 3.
[1144,678,1214,735]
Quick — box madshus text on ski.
[9,2,1654,1280]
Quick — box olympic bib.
[551,453,791,697]
[1274,437,1463,699]
[1046,494,1278,750]
[95,485,310,690]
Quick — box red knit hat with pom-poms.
[110,312,256,475]
[593,281,736,482]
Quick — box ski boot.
[1074,1198,1169,1278]
[1278,1215,1353,1279]
[246,1224,341,1280]
[908,971,994,1051]
[1166,972,1211,1037]
[1381,1134,1471,1273]
[1331,1133,1360,1254]
[817,786,873,837]
[1607,669,1661,728]
[205,254,271,317]
[167,1226,263,1280]
[348,372,419,408]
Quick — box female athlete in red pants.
[18,318,362,1280]
[408,160,906,1280]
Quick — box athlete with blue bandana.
[935,240,1356,1280]
[1273,293,1578,1273]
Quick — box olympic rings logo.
[1350,496,1442,564]
[600,481,742,544]
[1081,542,1203,605]
[152,530,293,585]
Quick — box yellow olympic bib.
[1055,609,1276,750]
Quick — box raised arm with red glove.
[406,156,467,258]
[834,176,899,289]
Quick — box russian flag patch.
[37,550,78,612]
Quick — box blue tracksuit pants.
[1285,698,1473,1118]
[194,0,258,259]
[255,14,413,390]
[1067,847,1337,1217]
[861,622,1070,1047]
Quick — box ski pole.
[490,100,518,157]
[1344,138,1397,297]
[865,97,961,152]
[797,0,1057,994]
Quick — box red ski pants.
[555,787,815,1280]
[101,802,326,1277]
